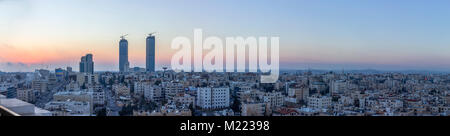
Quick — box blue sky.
[1,0,450,72]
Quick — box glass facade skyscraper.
[119,37,129,72]
[79,54,94,74]
[146,34,155,72]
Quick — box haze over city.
[1,0,450,72]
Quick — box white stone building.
[307,95,332,109]
[197,87,230,110]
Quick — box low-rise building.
[45,100,91,116]
[16,88,37,103]
[113,84,130,97]
[173,93,195,107]
[241,102,271,116]
[307,95,331,109]
[53,91,94,112]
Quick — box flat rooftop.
[0,94,51,116]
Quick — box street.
[104,87,121,116]
[34,82,66,108]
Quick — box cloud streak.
[0,62,31,72]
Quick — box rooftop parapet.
[0,94,51,116]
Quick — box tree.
[96,108,107,116]
[354,99,360,107]
[81,83,87,89]
[189,103,195,113]
[15,75,23,80]
[154,80,161,86]
[119,104,135,116]
[231,98,241,112]
[108,78,114,85]
[129,82,134,94]
[145,101,157,111]
[120,76,125,83]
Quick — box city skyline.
[1,0,450,72]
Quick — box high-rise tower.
[146,33,155,72]
[79,54,94,74]
[119,35,129,72]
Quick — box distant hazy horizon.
[2,67,450,74]
[1,0,450,72]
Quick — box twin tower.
[119,34,155,72]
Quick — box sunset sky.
[1,0,450,72]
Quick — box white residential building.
[16,88,37,103]
[112,84,130,97]
[91,89,105,106]
[263,91,284,110]
[65,81,80,91]
[197,87,230,110]
[307,95,332,109]
[163,82,184,101]
[331,80,348,94]
[241,102,271,116]
[76,73,99,85]
[288,87,309,103]
[53,90,94,113]
[45,100,91,116]
[134,81,152,95]
[32,79,48,93]
[135,81,163,102]
[173,93,195,107]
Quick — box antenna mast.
[147,32,157,37]
[120,34,128,39]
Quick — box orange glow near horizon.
[0,41,175,66]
